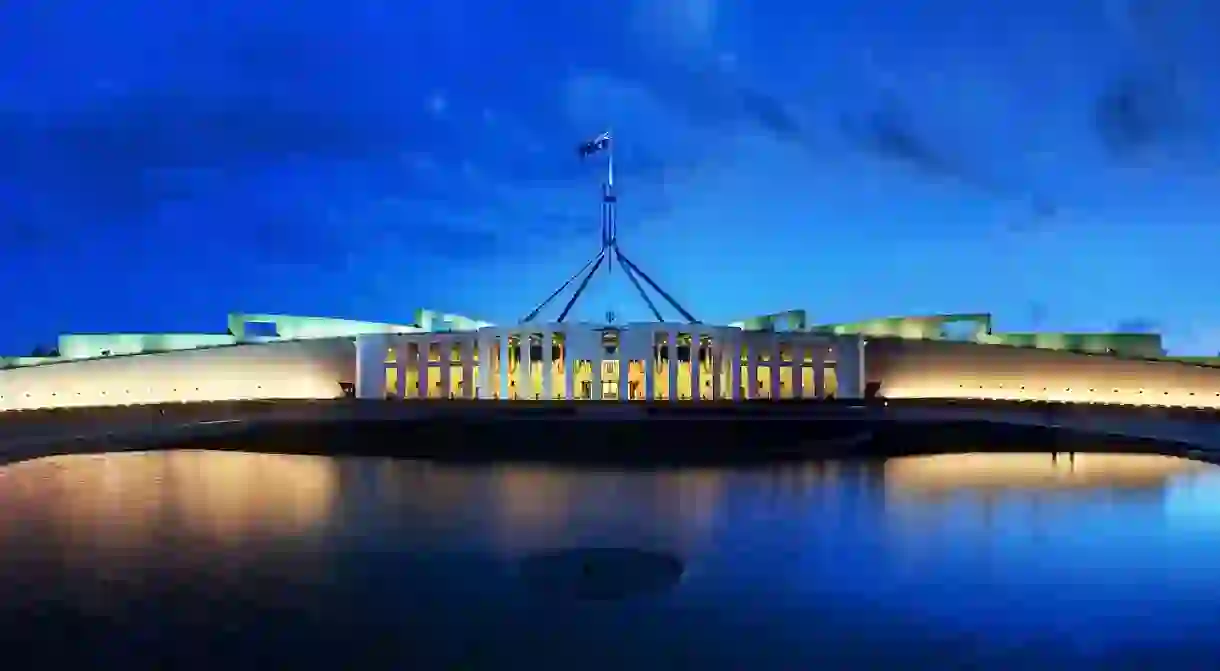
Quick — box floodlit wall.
[227,313,419,341]
[868,339,1220,409]
[0,339,356,411]
[728,310,808,332]
[414,309,495,332]
[818,314,1165,358]
[0,356,58,369]
[58,333,237,360]
[822,314,992,340]
[978,332,1164,358]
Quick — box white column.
[643,330,656,401]
[616,329,630,402]
[625,327,644,402]
[728,332,743,401]
[438,339,452,399]
[403,338,417,397]
[477,330,494,399]
[666,329,679,401]
[542,329,554,400]
[498,332,510,400]
[355,335,386,400]
[813,346,826,399]
[563,326,594,400]
[791,341,804,399]
[710,333,722,401]
[402,339,416,399]
[562,329,575,400]
[837,336,864,399]
[395,340,407,400]
[518,330,532,400]
[689,329,702,402]
[626,327,653,401]
[417,337,431,399]
[461,338,475,399]
[590,329,603,400]
[744,338,757,399]
[769,336,781,400]
[857,337,867,398]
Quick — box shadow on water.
[519,547,686,601]
[2,445,1220,668]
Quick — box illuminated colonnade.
[354,324,865,401]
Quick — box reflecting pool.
[1,449,1219,668]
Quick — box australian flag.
[577,131,612,158]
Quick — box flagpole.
[607,132,614,188]
[605,130,614,279]
[520,129,697,325]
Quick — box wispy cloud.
[0,0,1217,347]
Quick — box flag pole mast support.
[520,131,698,325]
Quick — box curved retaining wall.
[5,335,1220,413]
[0,340,355,412]
[869,339,1220,409]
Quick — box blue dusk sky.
[0,0,1217,354]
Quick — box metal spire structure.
[520,131,699,325]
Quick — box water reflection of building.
[341,459,494,521]
[482,461,896,557]
[163,451,339,542]
[880,453,1211,533]
[885,453,1206,498]
[0,450,340,564]
[485,466,729,556]
[729,461,887,505]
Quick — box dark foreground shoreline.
[177,417,1210,465]
[3,414,1213,469]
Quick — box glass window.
[244,321,279,338]
[939,320,978,342]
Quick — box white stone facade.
[355,322,866,401]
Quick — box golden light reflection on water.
[885,453,1209,499]
[327,462,731,557]
[479,462,866,557]
[366,461,860,559]
[2,449,1220,665]
[6,448,1209,578]
[485,466,729,556]
[879,453,1220,543]
[0,450,340,563]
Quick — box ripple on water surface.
[1,448,1220,668]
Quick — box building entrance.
[601,360,619,400]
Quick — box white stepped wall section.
[0,339,356,411]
